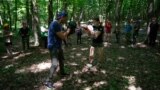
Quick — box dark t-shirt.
[19,27,30,37]
[92,25,104,47]
[149,22,159,36]
[48,20,62,50]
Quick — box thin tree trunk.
[26,0,31,29]
[63,0,67,12]
[1,0,5,25]
[31,0,40,46]
[15,0,17,31]
[6,1,12,30]
[48,0,53,27]
[114,0,123,43]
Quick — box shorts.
[5,42,12,46]
[49,48,65,61]
[91,43,103,47]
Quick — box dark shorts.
[91,43,103,47]
[5,42,12,46]
[49,48,65,61]
[106,30,111,33]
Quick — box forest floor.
[0,33,160,90]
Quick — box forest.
[0,0,160,45]
[0,0,160,90]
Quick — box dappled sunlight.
[118,56,126,60]
[120,45,126,49]
[81,47,88,51]
[106,58,113,61]
[5,64,14,69]
[67,62,79,66]
[103,42,111,47]
[13,52,32,60]
[81,57,88,61]
[136,42,147,48]
[76,53,82,57]
[73,70,82,75]
[72,48,77,51]
[100,69,106,74]
[93,81,107,88]
[84,86,92,90]
[1,52,20,59]
[1,55,9,59]
[40,49,49,54]
[53,81,63,90]
[156,53,160,56]
[70,55,75,59]
[15,60,50,73]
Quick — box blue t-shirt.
[48,20,62,50]
[124,23,132,33]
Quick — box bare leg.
[89,46,95,64]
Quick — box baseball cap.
[57,11,68,20]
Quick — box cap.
[57,11,68,20]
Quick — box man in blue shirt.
[45,11,70,88]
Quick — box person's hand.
[64,29,70,37]
[9,33,13,36]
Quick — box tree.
[114,0,123,43]
[14,0,17,31]
[48,0,53,27]
[30,0,40,46]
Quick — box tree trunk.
[6,1,12,30]
[31,0,40,46]
[48,0,53,27]
[114,0,123,43]
[154,0,160,17]
[147,0,154,21]
[62,0,67,12]
[26,0,31,29]
[15,0,17,31]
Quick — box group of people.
[124,17,159,47]
[2,10,159,89]
[45,11,108,88]
[45,13,160,88]
[2,21,30,57]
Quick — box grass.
[0,33,160,90]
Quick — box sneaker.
[44,81,54,88]
[86,64,92,68]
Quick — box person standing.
[132,19,140,44]
[76,21,83,44]
[19,22,30,51]
[45,11,70,88]
[148,17,159,47]
[83,17,105,67]
[3,23,13,57]
[124,19,133,45]
[105,19,112,42]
